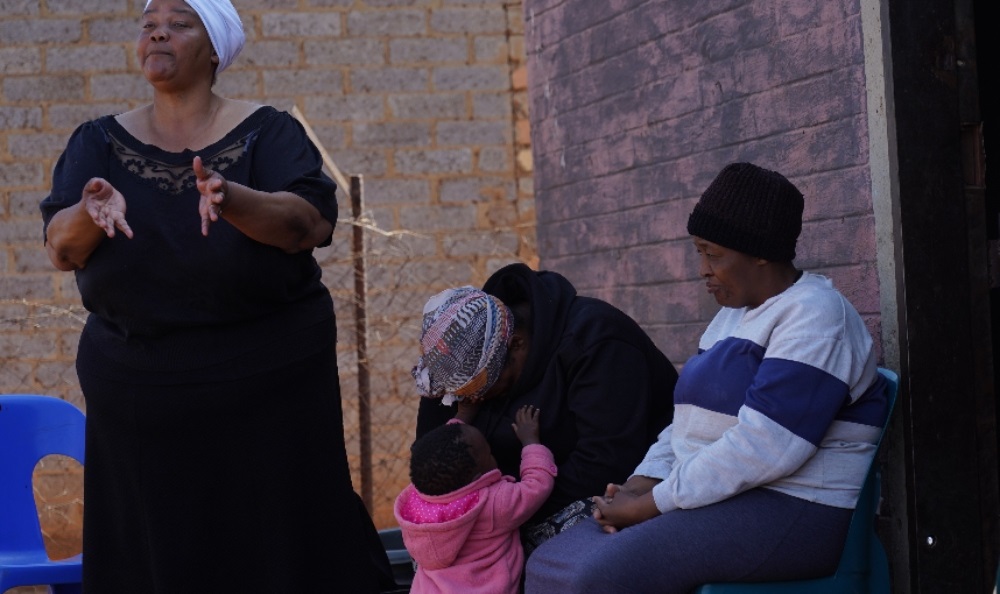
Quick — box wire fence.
[0,199,532,590]
[324,196,532,529]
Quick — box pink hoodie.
[393,444,557,594]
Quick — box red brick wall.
[0,0,535,561]
[522,0,881,366]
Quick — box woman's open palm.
[82,177,132,239]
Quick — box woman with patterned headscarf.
[40,1,391,591]
[412,264,679,559]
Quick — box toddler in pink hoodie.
[394,405,557,594]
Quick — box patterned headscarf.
[144,0,245,74]
[412,287,514,405]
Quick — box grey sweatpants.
[524,488,852,594]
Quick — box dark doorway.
[887,0,998,590]
[973,0,1000,582]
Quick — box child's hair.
[409,423,478,496]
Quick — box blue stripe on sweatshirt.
[673,338,763,416]
[746,358,850,446]
[675,338,888,446]
[836,372,889,427]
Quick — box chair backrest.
[0,395,86,556]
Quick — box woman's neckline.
[107,103,271,158]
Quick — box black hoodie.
[417,263,678,523]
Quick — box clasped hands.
[83,156,229,239]
[591,475,662,534]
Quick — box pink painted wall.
[522,0,879,366]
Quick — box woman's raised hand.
[194,156,229,236]
[82,177,133,239]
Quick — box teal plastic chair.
[0,394,85,594]
[696,367,899,594]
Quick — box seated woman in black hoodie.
[414,263,678,554]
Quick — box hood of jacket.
[393,469,504,570]
[482,262,576,396]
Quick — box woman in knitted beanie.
[525,162,893,593]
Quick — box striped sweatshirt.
[634,272,890,513]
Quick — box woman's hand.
[592,476,662,533]
[194,156,229,236]
[82,177,133,239]
[190,156,333,251]
[455,398,482,424]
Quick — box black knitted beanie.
[686,162,804,262]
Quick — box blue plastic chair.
[695,367,899,594]
[0,394,85,594]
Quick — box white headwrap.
[145,0,245,74]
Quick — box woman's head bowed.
[411,287,514,406]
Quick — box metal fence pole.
[350,174,373,513]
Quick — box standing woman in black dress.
[40,1,390,591]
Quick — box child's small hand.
[512,405,541,446]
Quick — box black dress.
[41,107,392,593]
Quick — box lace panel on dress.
[109,131,253,195]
